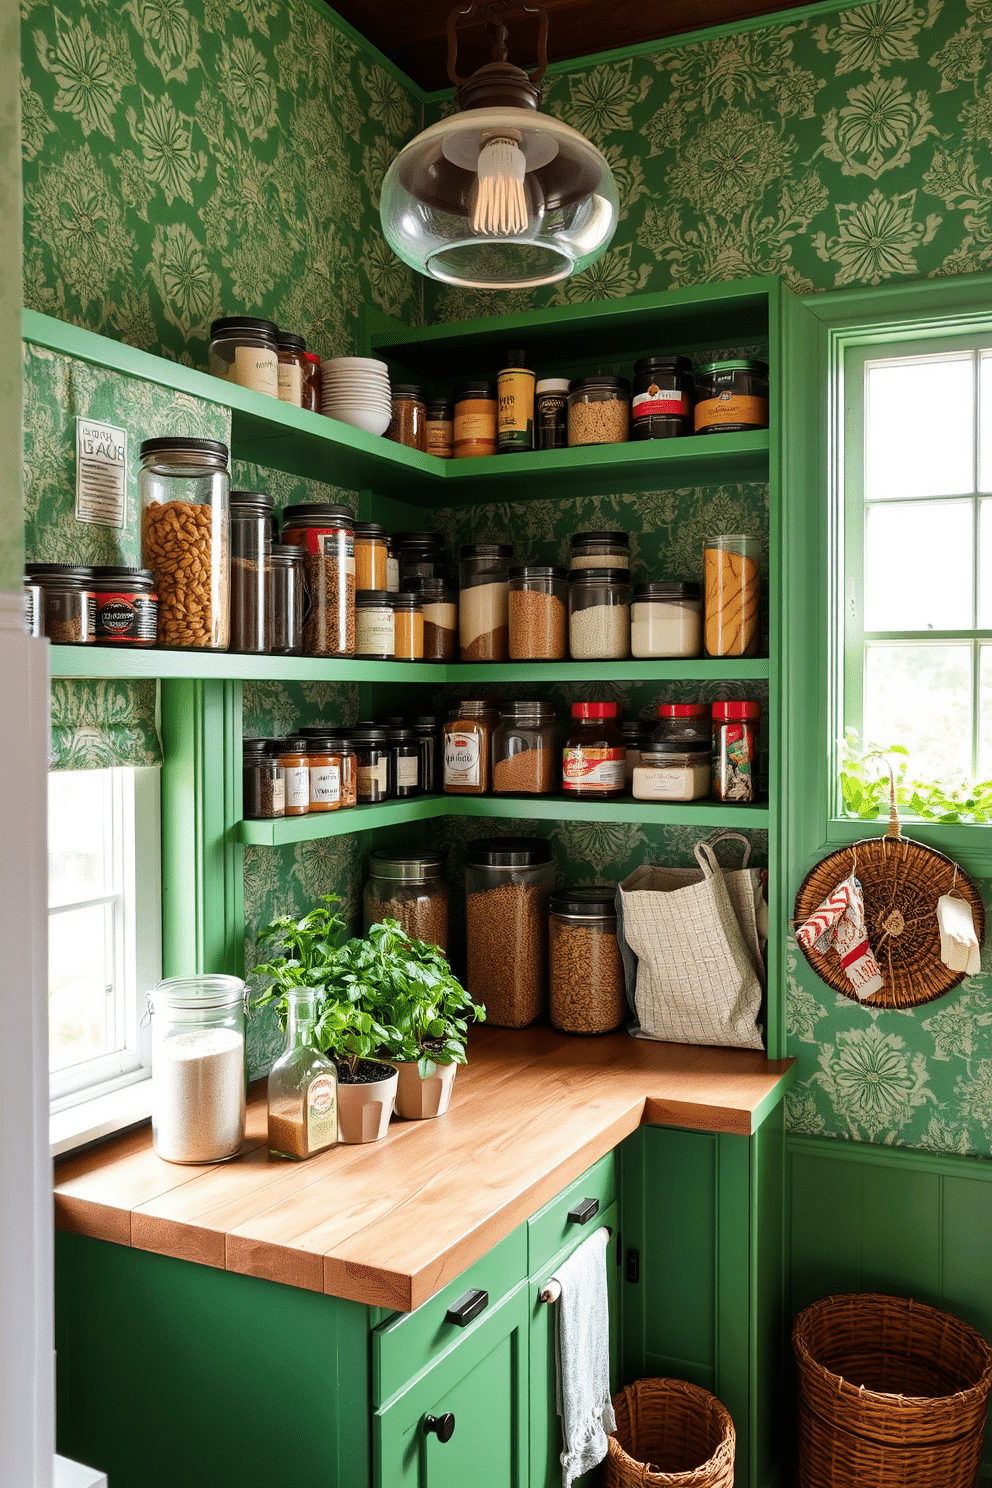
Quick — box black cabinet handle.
[425,1413,456,1443]
[568,1197,600,1225]
[444,1287,489,1327]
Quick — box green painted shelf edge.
[237,794,771,844]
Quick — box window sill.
[50,1078,152,1158]
[826,816,992,878]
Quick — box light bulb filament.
[473,135,528,236]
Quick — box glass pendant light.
[380,4,619,290]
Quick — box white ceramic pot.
[336,1062,398,1143]
[393,1059,457,1120]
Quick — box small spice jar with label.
[24,564,96,645]
[631,581,702,658]
[712,700,761,803]
[443,698,498,795]
[568,376,630,446]
[209,317,280,398]
[301,351,322,412]
[301,729,357,809]
[355,590,395,659]
[268,543,304,656]
[387,727,421,798]
[243,738,285,820]
[354,522,388,591]
[508,566,568,660]
[493,702,557,795]
[563,702,626,800]
[91,566,158,647]
[425,399,454,458]
[271,738,310,816]
[549,887,626,1036]
[535,378,570,450]
[454,383,497,458]
[392,592,424,661]
[352,726,391,802]
[410,577,458,661]
[276,331,307,407]
[389,385,427,451]
[631,355,694,440]
[497,352,534,454]
[694,360,769,434]
[306,740,342,813]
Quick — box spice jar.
[458,543,512,661]
[23,564,97,645]
[272,737,310,816]
[302,730,358,808]
[704,534,761,657]
[267,989,338,1161]
[352,726,391,802]
[354,522,388,591]
[425,399,454,459]
[140,438,231,651]
[209,317,279,398]
[386,535,401,592]
[633,746,711,802]
[276,331,307,407]
[399,531,447,587]
[230,490,273,655]
[90,566,158,647]
[631,582,702,658]
[365,849,450,950]
[23,572,43,638]
[410,577,458,661]
[508,566,567,660]
[567,376,630,446]
[454,382,497,458]
[387,726,420,798]
[694,359,769,434]
[568,568,631,660]
[620,720,650,785]
[493,702,557,795]
[393,592,424,661]
[301,351,322,413]
[145,975,247,1164]
[281,503,355,658]
[242,738,285,820]
[535,378,570,450]
[550,888,626,1036]
[443,698,498,795]
[268,543,304,656]
[465,837,554,1028]
[497,352,534,454]
[388,384,427,450]
[355,590,395,659]
[569,530,630,571]
[712,701,761,803]
[306,739,342,813]
[563,702,625,800]
[653,703,711,753]
[631,355,694,440]
[413,715,441,792]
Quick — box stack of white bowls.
[320,357,392,436]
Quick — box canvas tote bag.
[616,831,765,1050]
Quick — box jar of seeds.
[465,837,554,1027]
[549,887,626,1035]
[140,438,231,651]
[568,568,631,660]
[567,376,630,446]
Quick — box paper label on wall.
[75,418,127,529]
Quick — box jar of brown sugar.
[389,385,427,451]
[443,698,498,795]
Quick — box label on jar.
[306,1074,336,1153]
[454,405,496,451]
[94,591,158,643]
[444,729,481,786]
[278,362,303,405]
[318,529,356,575]
[694,394,768,431]
[426,421,453,457]
[562,747,625,792]
[396,755,419,788]
[283,764,309,811]
[310,764,341,806]
[357,758,388,798]
[386,555,400,591]
[633,388,688,418]
[355,606,394,656]
[713,724,757,801]
[233,344,279,398]
[497,369,535,452]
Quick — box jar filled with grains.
[276,331,308,407]
[549,888,626,1035]
[268,543,305,656]
[146,975,247,1164]
[355,590,395,660]
[392,592,424,661]
[229,490,273,655]
[242,738,285,820]
[454,383,497,458]
[425,398,454,458]
[23,565,96,645]
[387,727,421,798]
[351,726,392,802]
[493,702,558,795]
[567,376,630,446]
[569,530,630,571]
[508,565,568,660]
[459,543,512,661]
[280,503,355,658]
[354,523,388,591]
[443,698,498,795]
[364,849,449,952]
[209,317,279,398]
[631,581,702,658]
[465,837,555,1028]
[563,702,625,800]
[410,577,458,661]
[388,385,427,450]
[140,438,231,651]
[272,737,310,816]
[568,568,631,660]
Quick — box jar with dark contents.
[243,738,285,820]
[454,383,497,458]
[425,399,454,459]
[280,504,355,658]
[276,332,307,407]
[90,566,158,647]
[549,887,626,1035]
[410,577,458,661]
[24,564,96,645]
[712,700,761,802]
[301,351,322,412]
[229,490,273,655]
[387,727,420,798]
[352,726,392,802]
[388,385,427,451]
[694,360,769,434]
[398,530,447,587]
[631,355,694,440]
[563,702,626,800]
[535,378,569,450]
[413,715,441,792]
[268,543,304,656]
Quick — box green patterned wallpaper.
[0,0,21,588]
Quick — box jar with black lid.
[568,376,630,446]
[268,543,304,656]
[140,437,230,651]
[275,331,307,407]
[413,715,440,792]
[425,399,454,459]
[270,737,310,816]
[90,566,158,647]
[354,522,388,592]
[398,531,447,587]
[454,383,497,458]
[299,729,357,808]
[620,720,650,785]
[535,378,570,450]
[549,887,626,1035]
[230,490,273,655]
[694,359,769,434]
[24,564,96,645]
[355,590,395,659]
[209,317,279,398]
[386,534,401,592]
[243,738,285,820]
[351,726,391,802]
[632,355,694,440]
[389,385,427,451]
[387,727,420,797]
[569,530,630,571]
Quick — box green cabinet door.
[374,1281,530,1488]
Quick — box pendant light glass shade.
[380,107,620,289]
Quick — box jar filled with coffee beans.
[549,887,626,1035]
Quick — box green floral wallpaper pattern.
[0,0,21,589]
[50,677,160,769]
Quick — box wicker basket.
[793,1293,992,1488]
[603,1378,735,1488]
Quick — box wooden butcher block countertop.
[54,1025,795,1313]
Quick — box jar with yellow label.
[209,317,280,398]
[694,359,769,434]
[454,382,497,458]
[497,352,535,454]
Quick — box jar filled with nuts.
[140,438,231,651]
[549,887,626,1035]
[567,376,630,446]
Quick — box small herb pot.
[335,1059,398,1143]
[393,1059,458,1120]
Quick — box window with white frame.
[48,766,160,1108]
[843,335,992,792]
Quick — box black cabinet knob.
[444,1287,489,1327]
[424,1412,456,1443]
[568,1197,600,1225]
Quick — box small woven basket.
[793,1293,992,1488]
[604,1378,735,1488]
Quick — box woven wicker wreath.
[793,787,985,1010]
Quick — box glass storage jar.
[497,353,534,454]
[633,746,711,802]
[355,590,395,659]
[549,888,626,1035]
[387,727,420,797]
[535,378,570,450]
[267,989,338,1161]
[145,975,247,1164]
[410,577,458,660]
[302,730,357,808]
[569,530,630,571]
[352,726,391,802]
[398,531,447,587]
[631,581,702,658]
[508,566,567,660]
[620,720,650,785]
[389,385,427,450]
[567,376,630,446]
[454,383,497,457]
[301,350,322,412]
[712,700,761,803]
[242,738,285,819]
[563,702,625,800]
[653,703,711,752]
[271,737,310,816]
[425,399,454,458]
[90,566,158,648]
[631,355,694,440]
[354,522,388,592]
[694,359,769,434]
[413,715,441,792]
[268,543,304,656]
[493,701,557,795]
[459,543,512,661]
[23,565,96,645]
[393,592,424,661]
[306,740,342,813]
[276,331,307,407]
[229,490,273,655]
[465,838,554,1028]
[704,534,761,657]
[568,568,631,660]
[443,698,498,795]
[281,504,355,658]
[140,438,231,651]
[364,849,449,951]
[209,317,279,398]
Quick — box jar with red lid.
[712,701,761,803]
[652,703,711,753]
[301,352,322,412]
[563,702,626,800]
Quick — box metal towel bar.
[537,1226,612,1303]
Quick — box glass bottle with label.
[563,702,626,800]
[276,332,307,407]
[306,741,342,813]
[267,989,338,1161]
[497,351,535,454]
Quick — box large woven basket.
[793,1293,992,1488]
[604,1378,735,1488]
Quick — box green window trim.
[50,678,162,771]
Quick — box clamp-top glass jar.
[145,975,247,1164]
[140,438,230,651]
[209,317,279,398]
